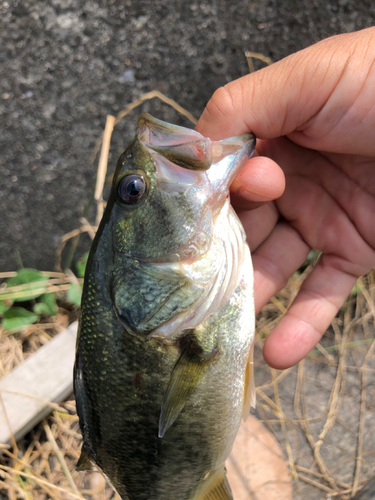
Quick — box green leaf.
[6,268,49,302]
[2,307,39,331]
[33,293,58,317]
[40,293,58,316]
[33,302,50,316]
[76,252,89,279]
[67,282,82,307]
[0,300,12,315]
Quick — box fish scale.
[75,113,256,500]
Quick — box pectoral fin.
[242,344,256,421]
[192,468,233,500]
[159,335,217,438]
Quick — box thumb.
[195,28,375,147]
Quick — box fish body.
[74,114,256,500]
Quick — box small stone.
[120,69,135,83]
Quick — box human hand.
[196,27,375,369]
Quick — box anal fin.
[76,446,94,472]
[159,334,217,438]
[192,468,233,500]
[242,343,256,421]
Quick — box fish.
[74,113,256,500]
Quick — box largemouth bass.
[74,113,256,500]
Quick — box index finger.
[195,29,373,145]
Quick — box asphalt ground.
[1,0,375,271]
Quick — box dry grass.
[1,78,375,499]
[254,270,375,499]
[0,311,71,378]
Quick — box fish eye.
[118,175,146,204]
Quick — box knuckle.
[205,85,237,120]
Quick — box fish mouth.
[137,112,213,171]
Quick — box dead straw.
[94,115,115,226]
[43,421,83,499]
[245,51,273,73]
[55,225,97,273]
[0,465,85,500]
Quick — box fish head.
[103,113,255,264]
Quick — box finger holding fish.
[230,153,285,212]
